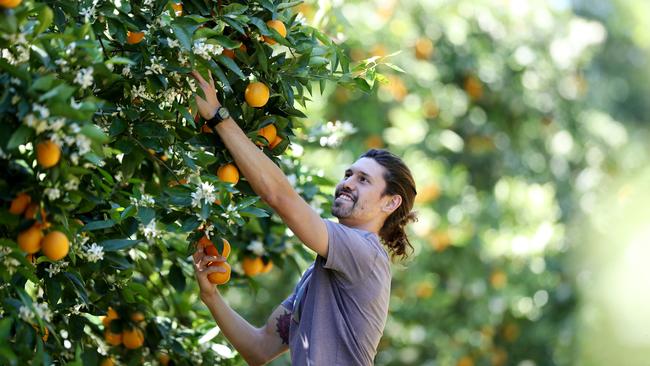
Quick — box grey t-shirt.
[280,219,391,366]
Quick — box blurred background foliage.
[254,0,650,365]
[2,0,649,365]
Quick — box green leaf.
[240,207,269,218]
[215,55,245,79]
[81,124,109,143]
[82,220,116,231]
[222,3,248,15]
[168,264,186,292]
[277,1,303,10]
[171,18,199,51]
[223,17,246,36]
[34,5,53,36]
[6,125,33,150]
[137,207,155,225]
[100,239,141,251]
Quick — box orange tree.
[0,0,374,364]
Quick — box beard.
[331,188,356,218]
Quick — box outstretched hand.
[190,70,221,120]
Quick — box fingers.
[190,70,214,89]
[200,256,227,267]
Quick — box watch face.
[218,107,229,119]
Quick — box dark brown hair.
[360,149,417,261]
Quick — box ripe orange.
[100,357,114,366]
[263,20,287,45]
[0,0,22,8]
[158,353,170,366]
[490,270,507,289]
[36,140,61,168]
[104,330,122,346]
[127,31,145,45]
[414,37,434,60]
[200,123,213,133]
[223,44,247,59]
[130,312,145,322]
[171,2,182,16]
[202,237,231,259]
[207,261,231,285]
[217,163,239,185]
[245,82,270,108]
[457,356,474,366]
[257,124,277,146]
[41,231,70,261]
[464,75,483,100]
[168,178,188,187]
[242,256,265,277]
[9,192,31,215]
[269,135,283,149]
[17,225,43,254]
[122,327,145,349]
[261,259,273,273]
[103,307,119,327]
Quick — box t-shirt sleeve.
[322,219,380,284]
[281,291,296,311]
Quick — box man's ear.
[382,195,402,214]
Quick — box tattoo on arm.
[275,311,291,345]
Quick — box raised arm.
[191,71,329,258]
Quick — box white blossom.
[34,302,53,322]
[45,261,68,278]
[19,306,34,322]
[145,56,164,75]
[166,37,180,48]
[121,64,132,78]
[81,242,104,262]
[64,177,80,191]
[71,99,83,110]
[33,104,50,118]
[193,38,223,60]
[141,194,156,207]
[74,67,94,89]
[75,134,92,155]
[247,240,266,256]
[131,84,152,100]
[4,256,21,275]
[70,153,80,165]
[79,6,96,22]
[141,220,160,242]
[23,114,48,134]
[191,182,217,208]
[49,118,66,132]
[44,188,61,201]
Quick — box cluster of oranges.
[242,256,273,277]
[11,193,69,261]
[198,235,232,285]
[102,307,146,350]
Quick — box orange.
[217,163,239,185]
[200,123,213,133]
[103,307,119,327]
[223,44,247,59]
[158,353,170,366]
[168,178,188,187]
[24,202,43,219]
[207,261,231,285]
[256,124,277,146]
[261,259,273,273]
[26,253,36,264]
[464,75,483,100]
[269,135,283,149]
[130,312,145,322]
[100,358,114,366]
[127,31,145,45]
[105,330,122,346]
[122,327,145,349]
[41,231,70,261]
[36,140,61,168]
[17,225,43,254]
[245,82,270,107]
[9,192,31,215]
[171,2,182,16]
[0,0,22,8]
[242,256,265,277]
[202,237,231,259]
[490,270,507,289]
[457,356,474,366]
[414,37,434,60]
[263,20,287,45]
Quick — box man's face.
[332,157,390,222]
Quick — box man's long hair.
[360,149,417,261]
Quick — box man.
[190,70,417,366]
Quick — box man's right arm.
[200,293,290,366]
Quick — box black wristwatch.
[206,106,230,128]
